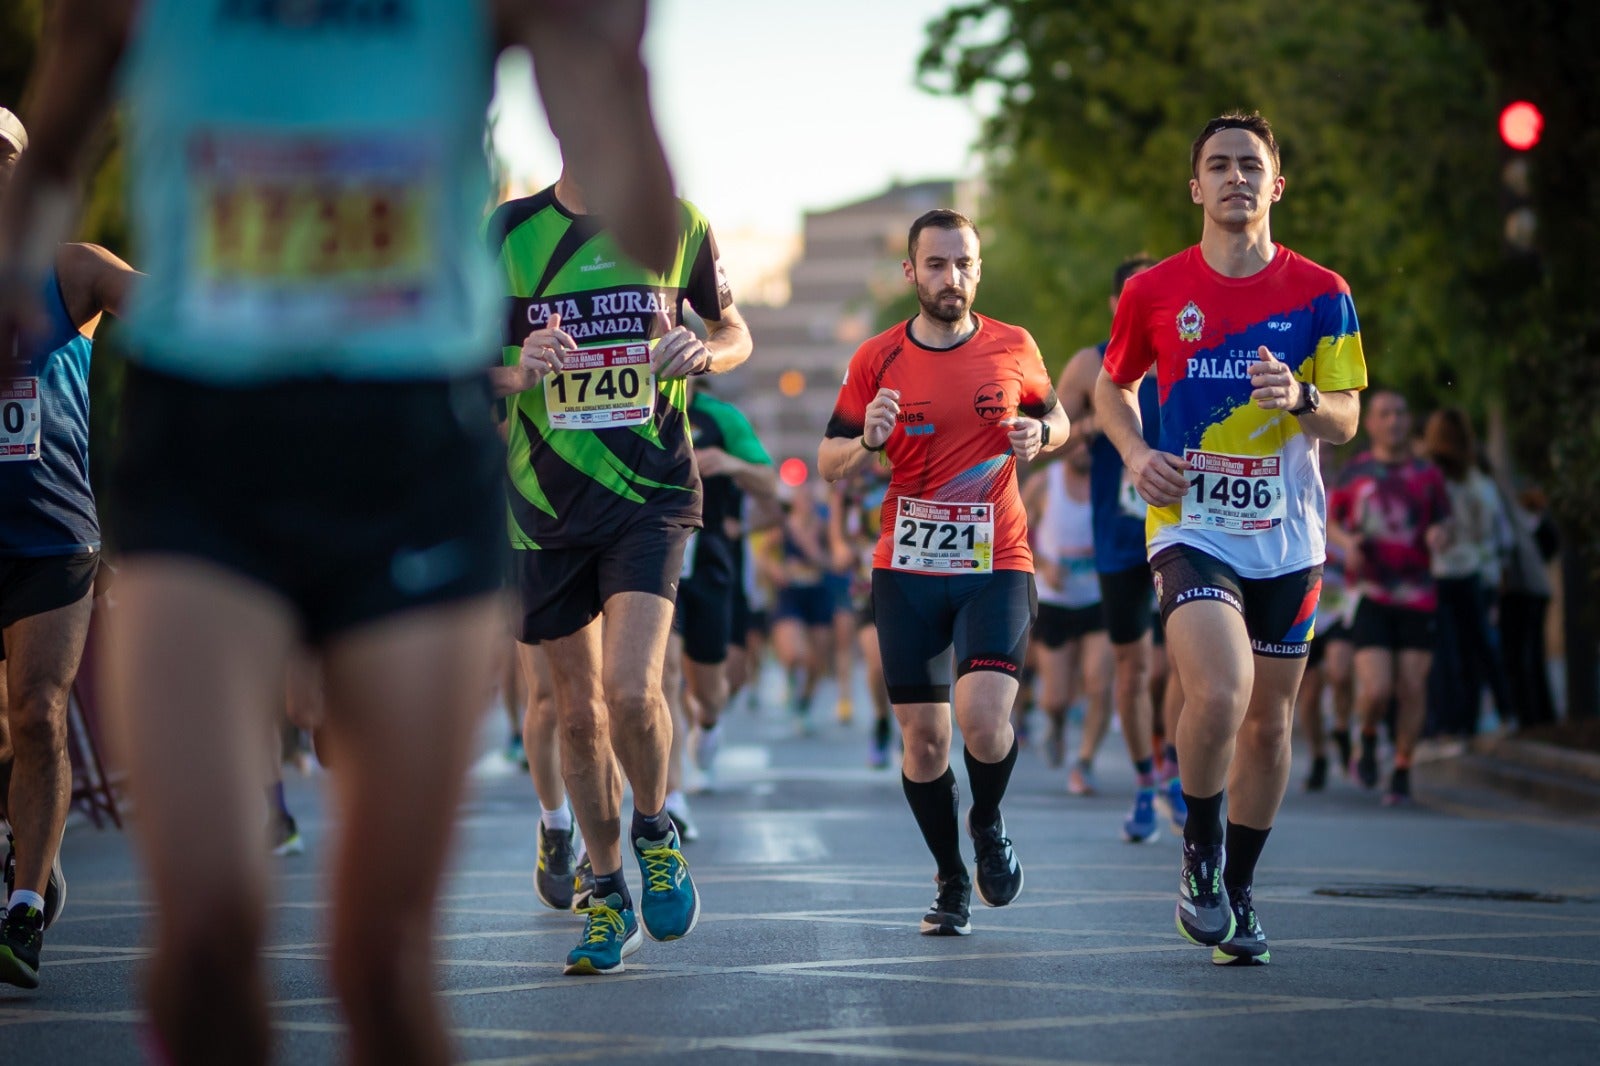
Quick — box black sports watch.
[1039,420,1051,447]
[1288,382,1321,416]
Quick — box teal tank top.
[120,0,497,383]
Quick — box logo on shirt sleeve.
[1177,301,1205,342]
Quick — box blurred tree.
[917,0,1506,401]
[1437,0,1600,719]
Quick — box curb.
[1416,737,1600,816]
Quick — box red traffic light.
[1499,101,1543,151]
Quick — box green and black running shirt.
[487,187,733,549]
[685,390,772,586]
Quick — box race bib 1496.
[1181,450,1286,533]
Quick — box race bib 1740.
[544,343,656,430]
[1181,450,1286,533]
[0,378,42,462]
[891,497,993,574]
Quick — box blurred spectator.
[1497,486,1560,727]
[1421,409,1511,735]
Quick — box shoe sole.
[0,947,40,990]
[919,918,972,936]
[1122,827,1161,844]
[271,838,306,858]
[1212,945,1271,966]
[973,863,1023,908]
[1174,906,1238,948]
[563,928,643,975]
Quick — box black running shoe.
[969,813,1024,908]
[534,822,578,911]
[0,903,43,989]
[1383,766,1413,808]
[1305,755,1328,792]
[1175,840,1235,947]
[571,854,596,912]
[919,874,972,936]
[4,834,67,930]
[1332,730,1353,774]
[1212,885,1270,966]
[1354,735,1379,789]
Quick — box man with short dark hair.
[1328,390,1451,805]
[1096,111,1367,966]
[820,209,1070,936]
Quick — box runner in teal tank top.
[0,3,680,1061]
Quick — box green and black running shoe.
[1212,885,1270,966]
[0,904,44,989]
[1175,840,1235,947]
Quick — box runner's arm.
[57,242,142,324]
[699,302,753,376]
[500,0,676,274]
[1055,347,1103,443]
[1094,369,1189,506]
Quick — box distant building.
[717,179,979,474]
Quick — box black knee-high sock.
[964,738,1019,830]
[1223,822,1271,895]
[1182,790,1225,847]
[902,769,966,880]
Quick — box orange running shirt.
[825,315,1058,573]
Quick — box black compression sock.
[874,716,892,746]
[631,807,674,842]
[903,768,967,881]
[964,739,1019,830]
[592,870,632,909]
[1182,790,1225,847]
[1223,822,1271,895]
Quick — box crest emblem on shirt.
[1176,301,1204,342]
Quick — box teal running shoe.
[563,893,642,976]
[633,826,700,941]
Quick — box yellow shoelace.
[638,844,683,893]
[577,902,626,946]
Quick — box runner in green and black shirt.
[671,384,776,798]
[488,170,752,976]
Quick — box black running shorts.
[0,551,99,661]
[1348,598,1433,653]
[1151,545,1322,660]
[673,573,735,665]
[1032,602,1103,650]
[1097,562,1157,646]
[1305,618,1352,669]
[112,365,504,645]
[871,568,1036,704]
[516,519,693,644]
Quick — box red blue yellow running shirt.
[1103,245,1367,578]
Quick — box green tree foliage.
[916,0,1508,403]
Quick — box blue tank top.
[0,273,98,557]
[1088,342,1160,573]
[119,0,497,384]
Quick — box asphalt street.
[5,668,1600,1065]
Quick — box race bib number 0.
[186,132,435,328]
[544,343,655,429]
[0,378,42,462]
[1181,450,1286,533]
[891,497,993,574]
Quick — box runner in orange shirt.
[819,210,1069,935]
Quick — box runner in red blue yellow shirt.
[1096,112,1366,966]
[820,210,1070,936]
